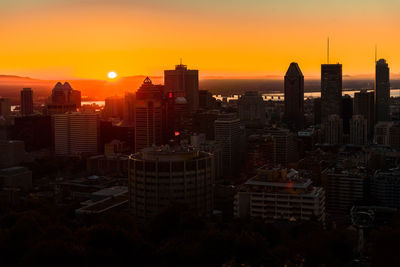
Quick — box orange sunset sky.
[0,0,399,80]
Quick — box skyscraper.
[104,96,124,119]
[134,77,165,152]
[354,90,375,139]
[341,94,353,135]
[47,82,81,114]
[0,98,11,117]
[375,59,390,122]
[350,115,368,145]
[20,88,33,116]
[214,113,241,179]
[53,112,99,155]
[284,62,304,130]
[321,64,342,122]
[164,64,199,112]
[238,91,266,127]
[323,114,343,145]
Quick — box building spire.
[327,37,330,64]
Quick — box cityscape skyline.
[1,0,400,79]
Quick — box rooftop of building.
[244,166,312,189]
[132,145,211,162]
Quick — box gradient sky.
[0,0,399,79]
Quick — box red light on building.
[174,131,180,136]
[168,92,173,98]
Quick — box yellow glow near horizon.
[0,1,399,80]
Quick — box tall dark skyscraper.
[134,77,165,152]
[20,88,33,116]
[375,59,390,122]
[284,62,304,130]
[321,64,342,122]
[164,64,199,112]
[341,94,353,135]
[354,90,375,138]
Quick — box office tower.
[123,92,135,124]
[12,115,52,151]
[135,77,165,152]
[313,98,322,125]
[350,115,368,145]
[104,96,124,119]
[128,146,214,222]
[371,169,400,208]
[0,98,11,117]
[53,112,99,155]
[199,90,216,109]
[164,64,199,112]
[47,82,81,114]
[215,113,241,179]
[375,59,390,122]
[323,114,343,145]
[284,62,304,130]
[321,64,342,122]
[341,94,353,135]
[264,127,298,167]
[234,167,326,223]
[238,91,266,127]
[354,90,375,138]
[374,121,393,146]
[322,167,366,218]
[20,88,33,116]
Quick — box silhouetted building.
[199,90,216,109]
[0,166,32,192]
[322,167,366,219]
[374,121,393,146]
[47,82,81,114]
[12,115,52,151]
[323,114,343,145]
[193,110,219,140]
[341,95,353,135]
[371,169,400,208]
[0,140,25,169]
[128,146,214,222]
[321,64,342,122]
[20,88,33,116]
[350,115,368,145]
[135,77,165,151]
[235,167,326,223]
[264,127,298,167]
[313,98,321,125]
[238,91,266,127]
[354,90,375,138]
[0,98,11,117]
[124,92,135,124]
[104,96,124,119]
[164,64,199,112]
[215,113,241,179]
[284,62,304,130]
[375,59,390,122]
[53,112,99,156]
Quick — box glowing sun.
[107,71,117,79]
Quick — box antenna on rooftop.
[327,37,330,64]
[375,45,377,63]
[180,58,182,65]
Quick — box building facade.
[20,88,33,116]
[321,64,342,122]
[128,146,214,222]
[284,62,304,130]
[375,59,390,122]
